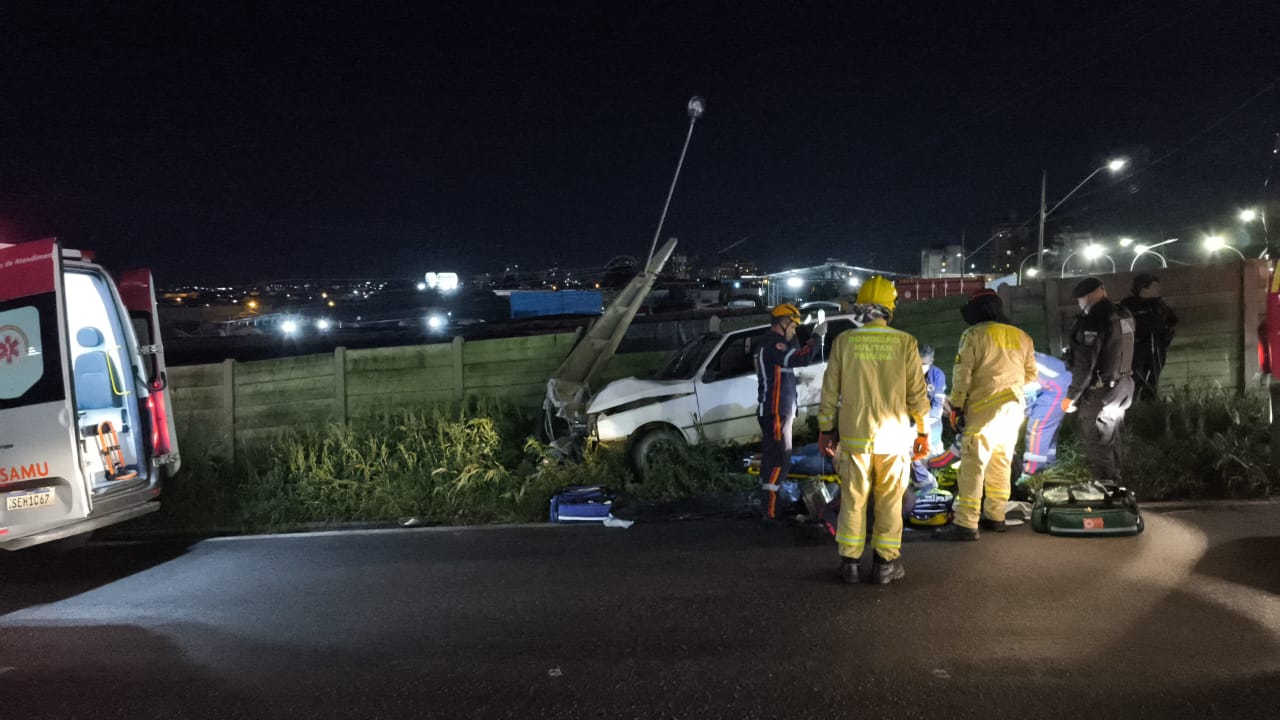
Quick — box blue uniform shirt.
[755,329,818,417]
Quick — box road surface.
[1,504,1277,719]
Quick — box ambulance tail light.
[148,392,173,457]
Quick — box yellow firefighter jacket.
[817,319,931,455]
[951,321,1038,425]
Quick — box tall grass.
[148,398,756,533]
[142,386,1277,536]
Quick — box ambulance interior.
[65,270,147,490]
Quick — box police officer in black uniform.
[1062,277,1135,481]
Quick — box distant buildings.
[920,245,964,278]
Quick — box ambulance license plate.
[6,488,55,511]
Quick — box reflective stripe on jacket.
[816,320,930,455]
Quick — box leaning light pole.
[646,96,706,268]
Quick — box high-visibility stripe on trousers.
[835,450,910,562]
[758,413,794,518]
[954,399,1024,529]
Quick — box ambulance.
[0,239,179,549]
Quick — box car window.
[703,329,767,382]
[657,333,722,380]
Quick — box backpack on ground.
[549,485,615,523]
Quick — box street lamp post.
[1036,158,1128,273]
[1060,244,1115,277]
[646,96,706,268]
[1017,249,1052,284]
[1130,238,1177,271]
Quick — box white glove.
[813,321,829,338]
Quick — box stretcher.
[745,443,955,530]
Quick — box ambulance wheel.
[630,427,685,481]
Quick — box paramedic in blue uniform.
[1020,352,1072,479]
[910,344,947,493]
[756,303,826,519]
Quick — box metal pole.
[1036,171,1047,273]
[646,97,706,268]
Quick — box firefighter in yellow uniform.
[934,289,1038,540]
[817,276,931,585]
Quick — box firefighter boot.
[979,517,1007,533]
[873,557,905,585]
[933,524,980,541]
[839,557,860,584]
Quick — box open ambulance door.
[0,239,94,543]
[118,269,180,476]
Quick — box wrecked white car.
[587,314,858,470]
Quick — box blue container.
[509,291,603,319]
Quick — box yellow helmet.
[770,303,802,323]
[855,275,897,312]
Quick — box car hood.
[587,377,696,414]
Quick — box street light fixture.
[645,96,706,268]
[1130,238,1177,270]
[1203,235,1246,261]
[1036,156,1129,273]
[1016,248,1055,284]
[1060,244,1116,277]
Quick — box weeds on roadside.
[1024,385,1277,500]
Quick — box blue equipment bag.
[550,485,615,523]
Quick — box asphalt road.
[1,504,1277,719]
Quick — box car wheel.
[630,427,686,480]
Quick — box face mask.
[1077,297,1089,311]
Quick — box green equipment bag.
[1030,480,1144,537]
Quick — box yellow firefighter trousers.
[835,451,909,561]
[954,400,1025,529]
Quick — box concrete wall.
[894,259,1267,394]
[169,333,673,459]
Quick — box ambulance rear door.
[0,239,92,542]
[117,268,180,475]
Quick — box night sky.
[1,1,1277,284]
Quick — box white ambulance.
[0,239,179,550]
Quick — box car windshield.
[657,333,722,380]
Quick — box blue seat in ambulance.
[74,327,120,410]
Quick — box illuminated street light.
[1130,238,1177,270]
[1017,248,1055,284]
[1037,156,1129,273]
[1060,244,1116,277]
[1239,208,1259,223]
[1203,235,1246,261]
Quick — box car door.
[0,239,93,542]
[118,269,181,475]
[694,328,767,443]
